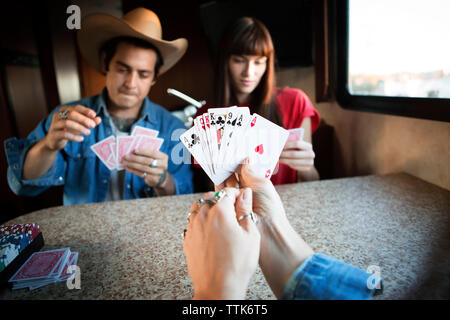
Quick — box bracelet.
[155,169,167,188]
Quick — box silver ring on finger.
[197,198,215,206]
[238,211,258,224]
[142,172,147,178]
[59,109,69,120]
[187,210,197,222]
[196,189,227,207]
[150,159,158,168]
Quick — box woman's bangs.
[232,28,273,57]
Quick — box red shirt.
[193,87,320,185]
[270,87,320,185]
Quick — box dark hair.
[99,36,164,78]
[214,17,282,126]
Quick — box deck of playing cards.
[8,248,78,290]
[90,125,164,170]
[181,106,290,186]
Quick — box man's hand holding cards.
[90,125,164,171]
[181,106,290,186]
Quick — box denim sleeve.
[4,109,66,196]
[281,253,383,300]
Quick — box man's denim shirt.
[4,89,194,205]
[281,253,383,300]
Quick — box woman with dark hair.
[196,16,320,187]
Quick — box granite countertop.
[0,173,449,300]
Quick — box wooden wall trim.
[314,0,333,102]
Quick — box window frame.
[332,0,450,122]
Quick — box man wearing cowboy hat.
[4,8,193,204]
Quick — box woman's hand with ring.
[236,158,314,298]
[183,188,260,300]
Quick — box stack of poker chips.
[0,224,41,272]
[0,244,19,271]
[0,223,41,241]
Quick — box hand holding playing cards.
[122,149,172,191]
[279,139,316,173]
[44,105,101,151]
[237,157,285,222]
[280,126,319,181]
[228,158,314,298]
[184,188,260,299]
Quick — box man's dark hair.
[99,36,164,78]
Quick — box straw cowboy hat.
[77,7,188,75]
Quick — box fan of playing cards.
[90,126,164,170]
[180,106,304,186]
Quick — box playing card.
[116,136,135,170]
[131,125,158,138]
[220,107,251,172]
[208,107,236,172]
[57,251,78,282]
[109,141,117,169]
[217,107,240,169]
[180,126,211,177]
[27,279,58,290]
[137,136,163,152]
[12,278,56,290]
[246,114,289,179]
[128,135,143,154]
[202,113,215,173]
[90,136,116,170]
[9,248,70,282]
[49,253,68,278]
[194,116,213,174]
[180,126,230,185]
[287,128,304,142]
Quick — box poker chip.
[0,234,31,253]
[0,223,41,241]
[0,243,19,270]
[0,224,45,288]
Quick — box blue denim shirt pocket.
[63,140,96,160]
[62,140,99,202]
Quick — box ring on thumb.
[236,188,253,219]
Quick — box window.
[333,0,450,122]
